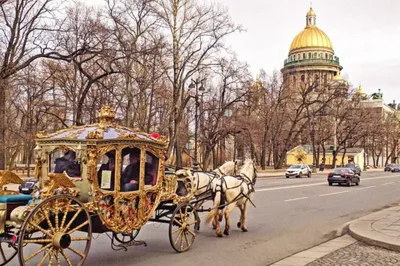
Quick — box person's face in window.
[129,153,140,165]
[109,160,115,171]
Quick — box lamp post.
[189,79,205,171]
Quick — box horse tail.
[205,179,222,225]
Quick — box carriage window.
[121,147,141,192]
[97,151,116,191]
[50,149,81,178]
[145,151,159,187]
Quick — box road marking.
[381,182,395,186]
[356,185,376,191]
[256,174,400,192]
[319,191,349,197]
[284,197,308,202]
[257,182,325,192]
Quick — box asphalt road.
[7,171,400,266]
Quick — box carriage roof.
[34,105,168,148]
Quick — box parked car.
[343,163,361,176]
[328,168,359,186]
[285,164,311,178]
[18,178,38,195]
[384,164,396,172]
[391,164,400,172]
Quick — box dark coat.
[54,158,80,177]
[122,162,154,186]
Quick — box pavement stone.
[306,241,400,266]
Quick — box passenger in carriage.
[98,153,115,190]
[121,151,153,191]
[54,150,81,177]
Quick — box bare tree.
[0,0,85,168]
[152,0,242,167]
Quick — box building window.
[303,53,306,59]
[301,75,305,82]
[309,53,311,59]
[314,53,317,58]
[325,53,328,59]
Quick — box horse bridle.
[240,162,257,185]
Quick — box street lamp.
[189,78,205,171]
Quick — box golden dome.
[290,27,333,52]
[289,7,333,52]
[355,84,366,95]
[307,7,316,16]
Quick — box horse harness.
[213,164,258,209]
[193,165,231,198]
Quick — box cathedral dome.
[289,8,333,53]
[290,27,333,52]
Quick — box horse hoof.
[224,229,229,236]
[237,222,241,228]
[212,225,217,229]
[241,228,248,232]
[217,233,223,238]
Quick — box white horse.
[176,161,238,228]
[205,159,257,237]
[176,161,238,199]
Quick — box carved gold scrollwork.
[40,173,80,199]
[86,129,104,139]
[0,171,24,195]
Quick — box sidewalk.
[348,204,400,251]
[271,203,400,265]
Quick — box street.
[7,170,400,266]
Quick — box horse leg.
[237,204,244,229]
[212,209,223,229]
[223,203,235,236]
[214,211,223,237]
[240,202,249,232]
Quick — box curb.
[270,235,357,266]
[348,206,400,252]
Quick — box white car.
[285,164,311,178]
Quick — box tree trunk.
[202,147,212,171]
[0,79,7,169]
[174,141,182,169]
[261,126,268,169]
[341,147,347,166]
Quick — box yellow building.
[286,145,365,168]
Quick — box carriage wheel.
[169,203,198,253]
[112,229,141,244]
[0,241,17,266]
[18,195,92,266]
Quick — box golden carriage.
[0,106,199,265]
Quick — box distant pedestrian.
[319,162,325,172]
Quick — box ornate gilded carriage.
[0,106,199,266]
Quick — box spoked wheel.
[112,229,140,244]
[169,203,198,253]
[0,240,17,266]
[18,195,92,266]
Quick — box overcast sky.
[217,0,400,104]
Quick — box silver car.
[285,164,311,178]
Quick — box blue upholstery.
[27,199,41,205]
[0,194,32,203]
